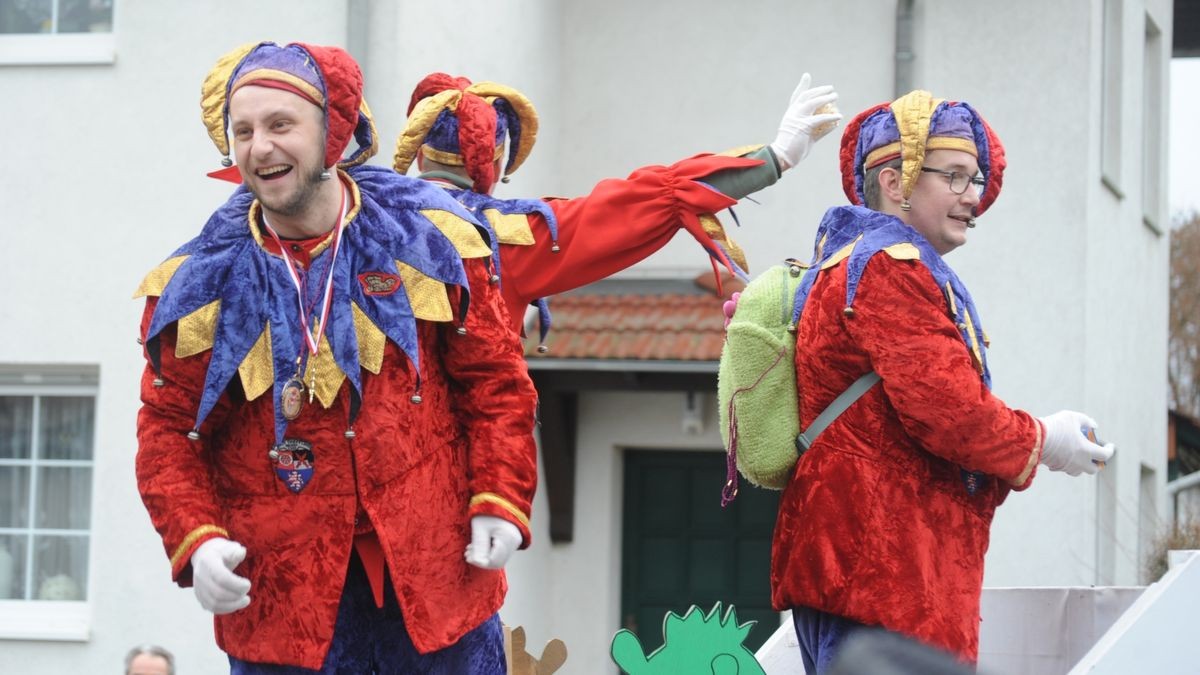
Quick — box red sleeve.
[845,255,1042,487]
[499,153,762,315]
[443,259,539,546]
[135,298,235,584]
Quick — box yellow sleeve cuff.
[469,492,530,530]
[170,524,229,568]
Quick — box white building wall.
[556,0,897,277]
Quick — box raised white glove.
[465,515,522,570]
[1038,410,1115,476]
[769,73,842,170]
[191,537,251,614]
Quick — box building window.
[1100,0,1124,198]
[1141,13,1164,233]
[0,0,115,65]
[0,366,96,641]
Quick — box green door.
[620,450,780,654]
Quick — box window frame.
[1141,12,1164,235]
[0,369,97,642]
[1100,0,1124,199]
[0,0,116,66]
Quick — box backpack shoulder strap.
[795,371,881,452]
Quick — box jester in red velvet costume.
[769,91,1114,671]
[393,73,843,345]
[135,42,536,673]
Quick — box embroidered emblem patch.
[358,272,402,296]
[272,438,315,494]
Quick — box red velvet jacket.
[771,251,1043,662]
[484,152,764,333]
[136,256,536,668]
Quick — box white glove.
[769,73,842,170]
[1038,410,1115,476]
[465,515,522,570]
[191,537,251,614]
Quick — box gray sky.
[1171,58,1198,218]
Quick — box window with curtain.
[0,390,94,602]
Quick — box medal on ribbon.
[280,377,305,421]
[263,184,349,423]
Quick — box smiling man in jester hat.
[394,72,841,347]
[134,42,537,673]
[769,90,1114,671]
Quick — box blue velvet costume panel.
[143,165,490,444]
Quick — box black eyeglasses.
[920,167,985,195]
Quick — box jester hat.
[393,73,538,193]
[839,90,1006,216]
[201,41,379,181]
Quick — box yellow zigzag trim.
[882,243,920,260]
[962,307,985,375]
[353,302,387,375]
[398,262,453,322]
[717,144,764,158]
[134,256,189,298]
[699,214,748,273]
[176,301,220,359]
[420,209,492,259]
[301,331,346,409]
[238,323,273,401]
[484,209,535,246]
[820,236,863,270]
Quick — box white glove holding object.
[769,73,842,170]
[465,515,522,570]
[1038,410,1115,476]
[191,537,251,614]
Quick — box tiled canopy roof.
[524,272,744,361]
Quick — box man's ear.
[415,152,425,172]
[878,166,904,205]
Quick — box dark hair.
[124,644,175,675]
[863,157,903,210]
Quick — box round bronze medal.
[281,378,305,420]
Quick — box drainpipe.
[895,0,915,97]
[346,0,370,67]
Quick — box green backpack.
[717,260,879,501]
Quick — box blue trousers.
[229,554,505,674]
[791,605,868,674]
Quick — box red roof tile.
[525,272,744,361]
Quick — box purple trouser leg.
[229,553,505,675]
[791,605,868,674]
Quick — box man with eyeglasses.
[767,90,1113,672]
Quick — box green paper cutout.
[610,602,766,675]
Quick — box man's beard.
[255,164,326,217]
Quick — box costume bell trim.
[791,205,992,387]
[395,74,539,193]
